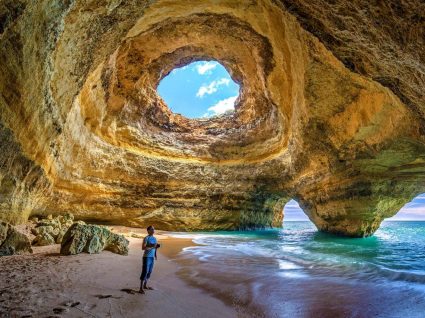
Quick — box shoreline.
[3,223,425,317]
[167,232,268,318]
[0,227,238,318]
[161,223,425,318]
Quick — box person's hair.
[147,225,154,231]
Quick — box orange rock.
[0,0,423,236]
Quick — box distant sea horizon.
[283,219,425,222]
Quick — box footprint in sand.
[53,307,69,314]
[94,294,121,299]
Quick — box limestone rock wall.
[0,122,51,224]
[279,0,425,118]
[0,0,424,236]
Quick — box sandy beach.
[4,223,425,318]
[0,228,238,318]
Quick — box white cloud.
[169,65,189,76]
[398,206,425,216]
[196,61,218,75]
[203,96,237,117]
[285,199,300,208]
[196,78,230,98]
[386,203,425,220]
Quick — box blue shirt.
[143,235,157,258]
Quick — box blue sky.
[284,195,425,221]
[157,61,239,118]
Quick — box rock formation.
[0,0,424,236]
[31,213,75,245]
[60,223,129,255]
[0,222,32,256]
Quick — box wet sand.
[169,226,425,318]
[0,228,238,317]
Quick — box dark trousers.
[140,257,155,283]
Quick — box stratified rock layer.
[0,0,424,237]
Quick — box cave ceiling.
[0,0,424,236]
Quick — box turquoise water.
[173,221,425,318]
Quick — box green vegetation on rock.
[60,223,129,256]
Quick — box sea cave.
[0,0,424,316]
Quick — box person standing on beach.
[139,225,159,294]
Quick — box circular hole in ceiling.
[157,61,240,119]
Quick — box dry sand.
[0,228,238,317]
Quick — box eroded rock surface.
[60,223,129,255]
[32,213,75,245]
[0,0,424,236]
[0,222,32,256]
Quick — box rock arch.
[0,0,424,236]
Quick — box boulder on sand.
[0,221,33,256]
[32,213,76,246]
[33,232,56,246]
[60,223,129,256]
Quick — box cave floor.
[0,234,236,318]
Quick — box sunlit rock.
[0,0,424,237]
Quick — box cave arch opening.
[386,193,425,221]
[157,60,240,119]
[282,199,311,223]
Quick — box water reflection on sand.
[171,221,425,318]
